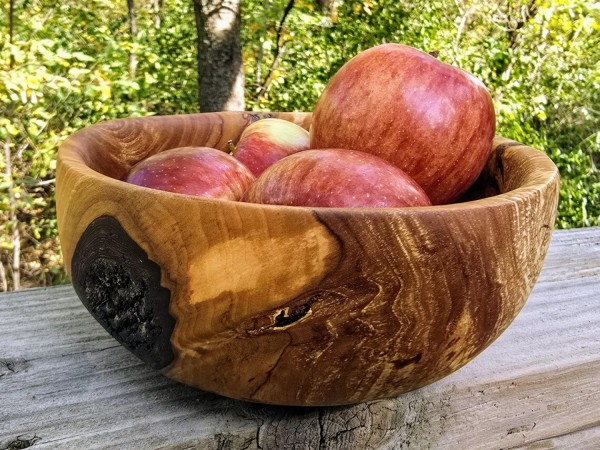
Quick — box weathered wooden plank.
[509,424,600,450]
[1,227,599,450]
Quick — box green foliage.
[0,0,197,289]
[0,0,598,290]
[131,0,198,115]
[243,0,599,228]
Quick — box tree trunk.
[193,0,244,112]
[0,261,7,292]
[152,0,162,29]
[3,138,20,291]
[5,3,19,289]
[127,0,137,78]
[9,0,15,68]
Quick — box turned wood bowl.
[56,111,560,406]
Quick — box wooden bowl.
[57,111,559,406]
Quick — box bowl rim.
[57,111,560,216]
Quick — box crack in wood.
[255,425,263,450]
[1,434,41,450]
[272,303,312,328]
[318,408,325,450]
[0,358,29,379]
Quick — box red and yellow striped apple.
[310,43,496,205]
[126,146,254,200]
[233,118,310,176]
[244,149,431,208]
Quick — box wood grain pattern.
[56,111,560,406]
[1,228,598,449]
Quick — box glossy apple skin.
[126,146,255,200]
[310,43,496,205]
[244,149,431,208]
[234,118,310,176]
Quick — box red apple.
[233,118,310,176]
[244,149,431,208]
[310,43,496,205]
[126,146,255,200]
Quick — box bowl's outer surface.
[57,111,560,406]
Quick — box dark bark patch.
[71,215,175,370]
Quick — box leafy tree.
[0,0,197,289]
[0,0,598,290]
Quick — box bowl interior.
[73,111,311,183]
[63,111,555,207]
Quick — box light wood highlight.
[56,111,560,406]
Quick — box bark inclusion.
[84,259,161,351]
[71,215,175,369]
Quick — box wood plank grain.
[1,227,599,449]
[509,424,600,449]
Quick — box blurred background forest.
[1,0,599,291]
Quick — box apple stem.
[226,140,236,155]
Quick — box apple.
[244,149,431,208]
[310,43,496,205]
[126,146,255,200]
[233,118,310,176]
